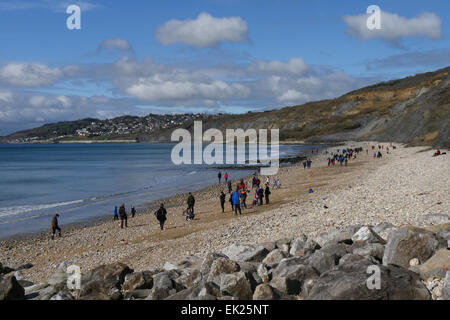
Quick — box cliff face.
[3,67,449,147]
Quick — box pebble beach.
[1,141,449,285]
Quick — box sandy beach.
[1,141,448,284]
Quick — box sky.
[0,0,449,135]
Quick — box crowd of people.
[327,147,364,167]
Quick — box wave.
[0,199,84,218]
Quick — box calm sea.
[0,143,321,239]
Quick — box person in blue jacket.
[113,206,119,221]
[231,188,242,216]
[257,187,264,205]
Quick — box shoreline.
[1,141,448,284]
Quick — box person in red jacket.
[224,172,229,182]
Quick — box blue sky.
[0,0,449,135]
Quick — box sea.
[0,143,322,239]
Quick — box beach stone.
[206,258,240,283]
[351,226,386,244]
[176,268,202,288]
[122,271,154,291]
[410,258,420,267]
[353,243,385,261]
[383,227,445,268]
[153,273,174,291]
[252,284,280,300]
[373,222,395,234]
[262,249,288,266]
[57,261,74,272]
[307,259,431,300]
[219,272,253,300]
[47,270,69,291]
[303,238,321,254]
[319,243,348,258]
[198,281,222,298]
[18,280,34,288]
[258,242,277,252]
[315,225,361,247]
[50,291,74,300]
[177,256,203,270]
[443,271,450,300]
[308,251,339,274]
[436,226,450,241]
[339,253,378,266]
[289,238,307,256]
[124,289,152,300]
[257,264,270,283]
[409,249,450,280]
[271,264,319,295]
[79,262,133,300]
[420,213,450,225]
[199,252,229,276]
[221,244,269,263]
[163,262,178,271]
[0,276,25,300]
[24,283,49,300]
[34,285,59,300]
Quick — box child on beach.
[113,206,119,221]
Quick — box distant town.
[4,113,217,144]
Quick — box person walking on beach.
[113,206,119,221]
[227,180,232,193]
[218,172,222,183]
[303,161,307,170]
[240,189,248,209]
[131,206,136,218]
[220,191,226,213]
[119,203,128,229]
[232,188,241,215]
[224,172,228,182]
[277,178,282,188]
[50,214,61,240]
[257,186,264,206]
[155,203,167,230]
[264,185,271,205]
[187,192,195,215]
[229,192,234,211]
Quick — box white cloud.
[97,38,134,55]
[0,63,62,87]
[278,90,309,103]
[343,11,442,42]
[249,58,309,75]
[155,12,248,47]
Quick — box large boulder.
[383,227,445,268]
[314,225,362,247]
[409,249,450,280]
[353,243,385,261]
[206,258,240,283]
[289,238,307,256]
[443,271,450,300]
[122,271,154,291]
[308,251,339,274]
[252,284,280,300]
[262,249,288,266]
[199,252,229,276]
[351,226,386,244]
[79,262,133,300]
[270,264,319,296]
[221,244,269,263]
[0,276,25,300]
[307,259,430,300]
[219,272,253,300]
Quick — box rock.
[50,291,74,300]
[275,238,293,248]
[124,289,152,300]
[353,243,385,261]
[13,271,27,281]
[47,270,69,291]
[57,261,74,272]
[303,238,321,254]
[35,285,60,300]
[79,262,133,300]
[0,276,25,300]
[319,243,348,258]
[198,281,222,298]
[351,226,386,244]
[177,256,203,270]
[409,258,420,267]
[308,251,339,274]
[146,287,175,300]
[0,265,15,275]
[436,226,450,241]
[409,249,450,280]
[271,264,319,295]
[420,213,450,225]
[176,268,202,288]
[373,222,395,234]
[199,252,229,276]
[289,238,307,256]
[221,244,269,263]
[219,272,253,300]
[262,249,288,266]
[252,284,280,300]
[153,273,174,291]
[163,262,178,271]
[443,271,450,300]
[307,259,430,300]
[315,225,361,247]
[257,264,271,283]
[17,280,34,288]
[206,258,240,283]
[122,271,154,291]
[424,277,444,299]
[383,227,445,268]
[24,283,49,300]
[258,242,277,252]
[339,254,378,265]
